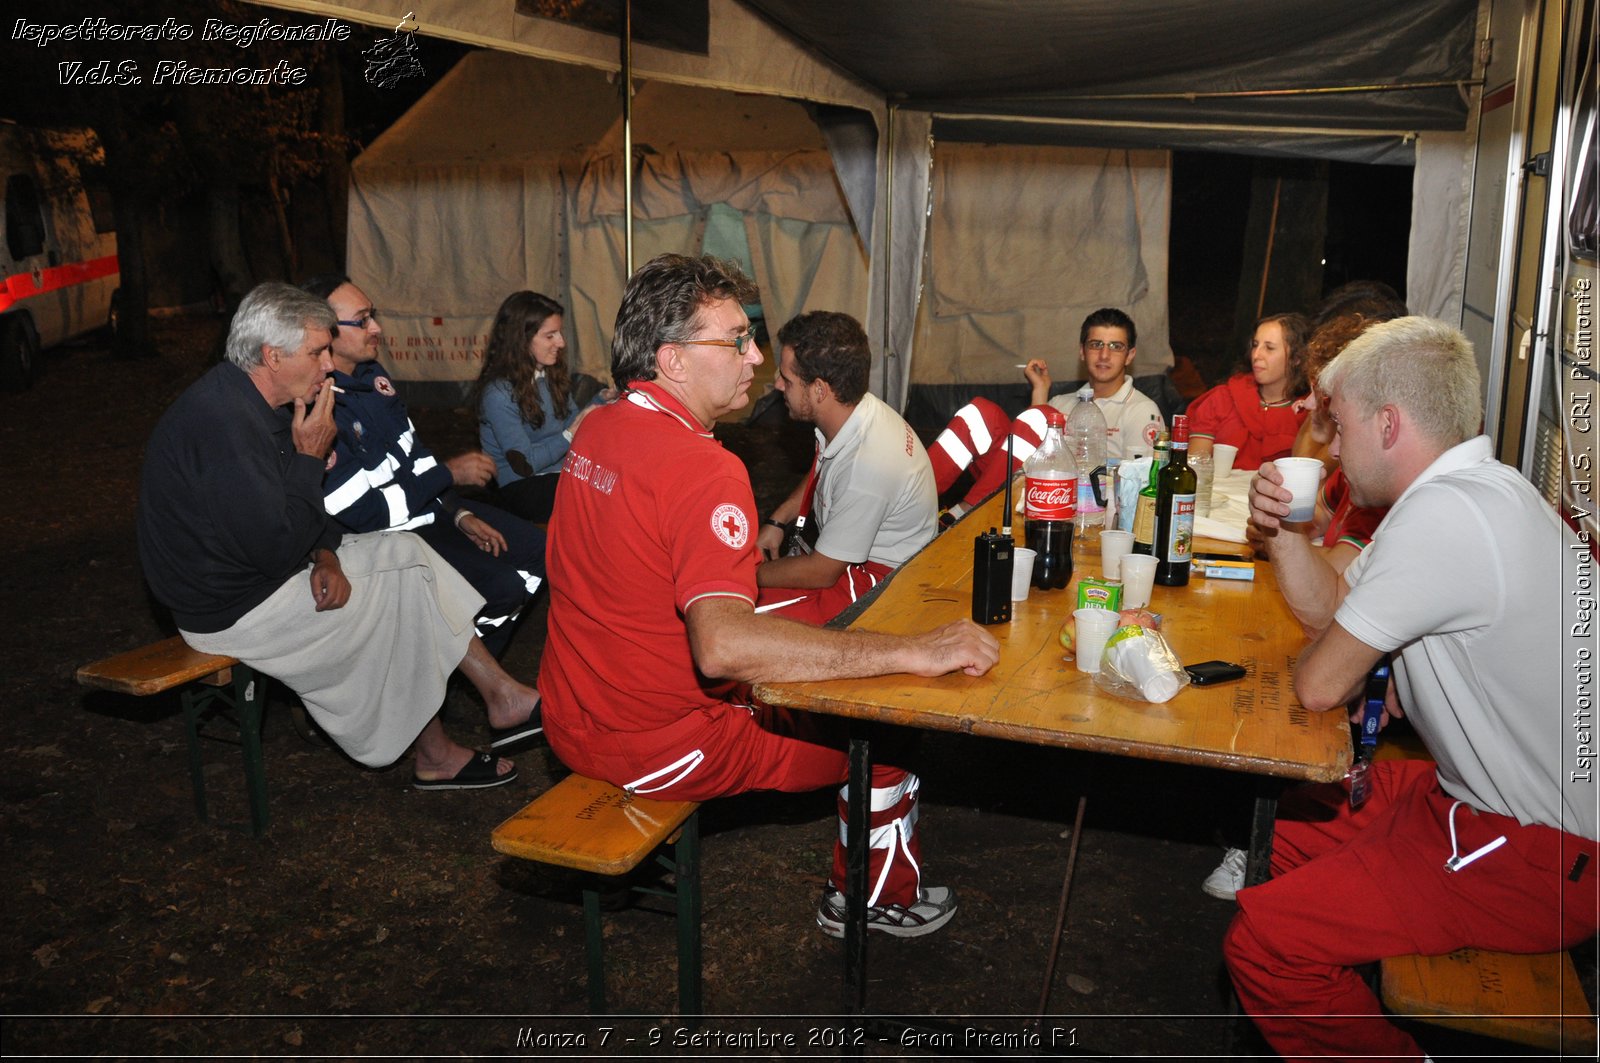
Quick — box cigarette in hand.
[328,384,345,394]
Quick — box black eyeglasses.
[1084,340,1128,352]
[685,331,756,355]
[337,309,380,329]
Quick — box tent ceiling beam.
[916,79,1484,106]
[930,113,1423,143]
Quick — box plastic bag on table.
[1093,624,1191,703]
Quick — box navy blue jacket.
[322,360,455,532]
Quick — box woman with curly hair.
[1186,311,1312,470]
[1290,287,1408,563]
[471,291,613,524]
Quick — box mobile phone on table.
[1185,660,1247,685]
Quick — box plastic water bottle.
[1065,386,1109,535]
[1023,407,1076,590]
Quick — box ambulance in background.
[0,122,120,392]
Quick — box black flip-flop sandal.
[489,697,543,750]
[413,751,518,790]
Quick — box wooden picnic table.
[755,490,1350,1013]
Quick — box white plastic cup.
[1103,630,1184,702]
[1120,554,1158,609]
[1274,457,1324,523]
[1073,608,1120,673]
[1212,443,1239,481]
[1010,547,1037,601]
[1099,530,1134,581]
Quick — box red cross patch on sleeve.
[710,503,749,549]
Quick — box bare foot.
[484,683,540,732]
[411,716,515,782]
[413,743,514,782]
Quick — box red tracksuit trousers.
[1224,759,1598,1062]
[553,701,923,907]
[755,560,893,626]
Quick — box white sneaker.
[1201,847,1249,901]
[816,884,959,938]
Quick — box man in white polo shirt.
[928,307,1164,520]
[1223,316,1596,1060]
[756,310,937,623]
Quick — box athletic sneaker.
[1201,847,1249,901]
[815,884,959,938]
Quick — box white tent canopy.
[256,0,1480,409]
[349,51,870,389]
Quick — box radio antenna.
[1002,431,1014,537]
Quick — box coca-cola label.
[1025,476,1077,520]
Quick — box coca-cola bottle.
[1024,407,1076,590]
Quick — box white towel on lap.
[183,531,484,767]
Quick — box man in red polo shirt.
[540,254,999,938]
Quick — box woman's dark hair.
[469,291,568,429]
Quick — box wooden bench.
[77,636,269,835]
[1381,946,1597,1054]
[1368,736,1598,1054]
[492,774,702,1015]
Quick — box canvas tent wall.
[256,0,1482,413]
[347,49,869,399]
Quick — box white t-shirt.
[1336,436,1594,840]
[813,392,938,568]
[1048,378,1165,461]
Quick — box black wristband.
[763,518,786,530]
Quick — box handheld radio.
[972,434,1016,624]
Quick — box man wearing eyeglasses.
[1024,307,1164,459]
[540,254,999,938]
[299,276,546,734]
[929,307,1165,521]
[754,310,937,624]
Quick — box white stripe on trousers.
[623,749,705,794]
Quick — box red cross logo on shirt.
[711,503,749,549]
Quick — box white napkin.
[1194,469,1254,542]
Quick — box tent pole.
[1256,177,1283,319]
[621,0,634,275]
[881,104,896,403]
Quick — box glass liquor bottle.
[1153,415,1197,586]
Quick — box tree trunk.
[268,146,297,280]
[319,46,349,263]
[207,185,254,313]
[102,94,156,360]
[1231,158,1328,363]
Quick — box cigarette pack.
[1196,559,1255,581]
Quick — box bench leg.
[178,668,270,835]
[674,811,702,1017]
[582,883,607,1013]
[235,668,269,836]
[180,687,210,824]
